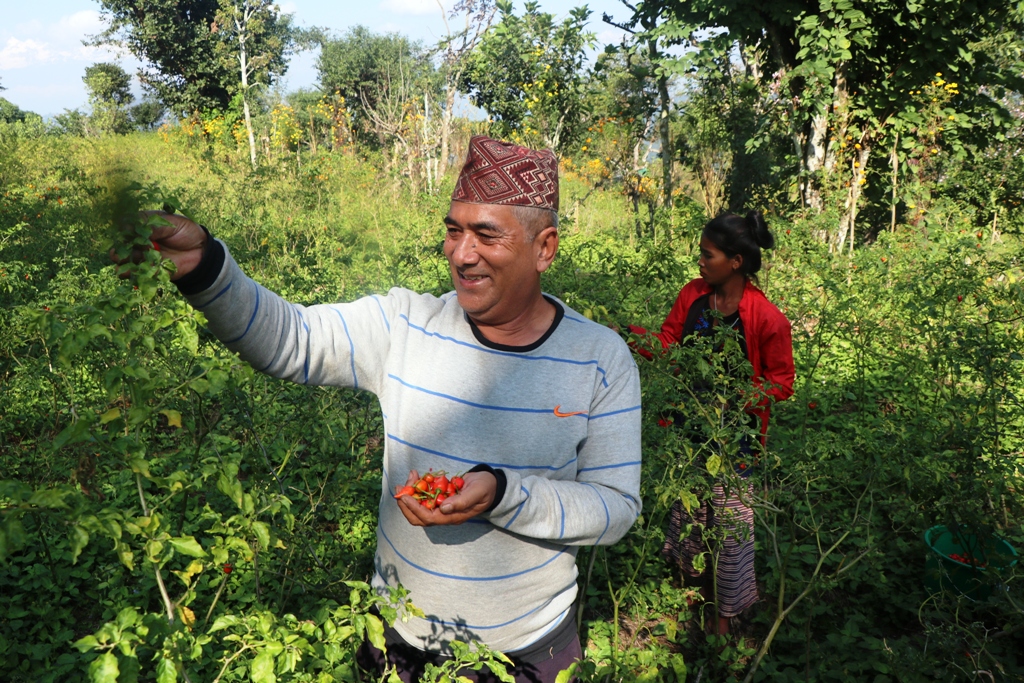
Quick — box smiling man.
[130,136,641,682]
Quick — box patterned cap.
[451,135,559,212]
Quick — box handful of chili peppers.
[394,470,465,510]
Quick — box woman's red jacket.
[628,278,795,440]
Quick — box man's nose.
[450,234,479,265]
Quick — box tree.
[94,0,232,114]
[51,109,89,136]
[588,47,663,238]
[317,26,433,149]
[0,99,46,139]
[459,0,594,153]
[620,0,1024,247]
[214,0,294,168]
[131,99,167,130]
[603,0,677,210]
[83,62,135,135]
[0,98,30,124]
[434,0,497,177]
[94,0,293,116]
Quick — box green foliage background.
[1,116,1023,681]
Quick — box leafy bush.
[1,130,1022,682]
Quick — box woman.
[629,211,794,636]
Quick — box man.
[130,136,641,681]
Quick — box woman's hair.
[702,211,774,280]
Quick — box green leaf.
[27,488,69,508]
[73,635,100,653]
[364,613,386,652]
[89,652,120,683]
[169,536,207,558]
[156,656,177,683]
[209,615,242,633]
[99,408,121,424]
[159,409,182,428]
[217,468,244,508]
[70,525,90,563]
[679,490,699,515]
[251,651,276,683]
[706,454,722,477]
[554,664,577,683]
[250,521,270,550]
[116,607,138,629]
[485,660,515,683]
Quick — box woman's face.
[698,234,743,287]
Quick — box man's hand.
[110,211,208,280]
[396,469,497,527]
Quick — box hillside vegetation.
[0,121,1022,682]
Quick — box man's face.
[443,201,555,326]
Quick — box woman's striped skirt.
[662,482,758,618]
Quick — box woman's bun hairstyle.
[703,210,775,281]
[746,211,774,250]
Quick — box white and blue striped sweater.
[186,242,643,653]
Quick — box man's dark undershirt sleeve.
[173,228,224,295]
[468,464,507,512]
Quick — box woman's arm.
[756,315,795,404]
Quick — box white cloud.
[0,10,123,70]
[52,10,108,41]
[596,29,629,48]
[0,38,54,70]
[378,0,451,17]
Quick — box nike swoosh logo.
[553,405,587,418]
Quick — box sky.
[0,0,635,117]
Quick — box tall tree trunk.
[836,143,869,253]
[889,132,899,232]
[649,38,673,211]
[242,94,256,170]
[800,65,848,213]
[439,81,456,178]
[235,7,257,170]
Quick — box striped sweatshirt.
[184,241,643,653]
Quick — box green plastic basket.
[924,525,1018,601]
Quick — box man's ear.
[535,226,559,273]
